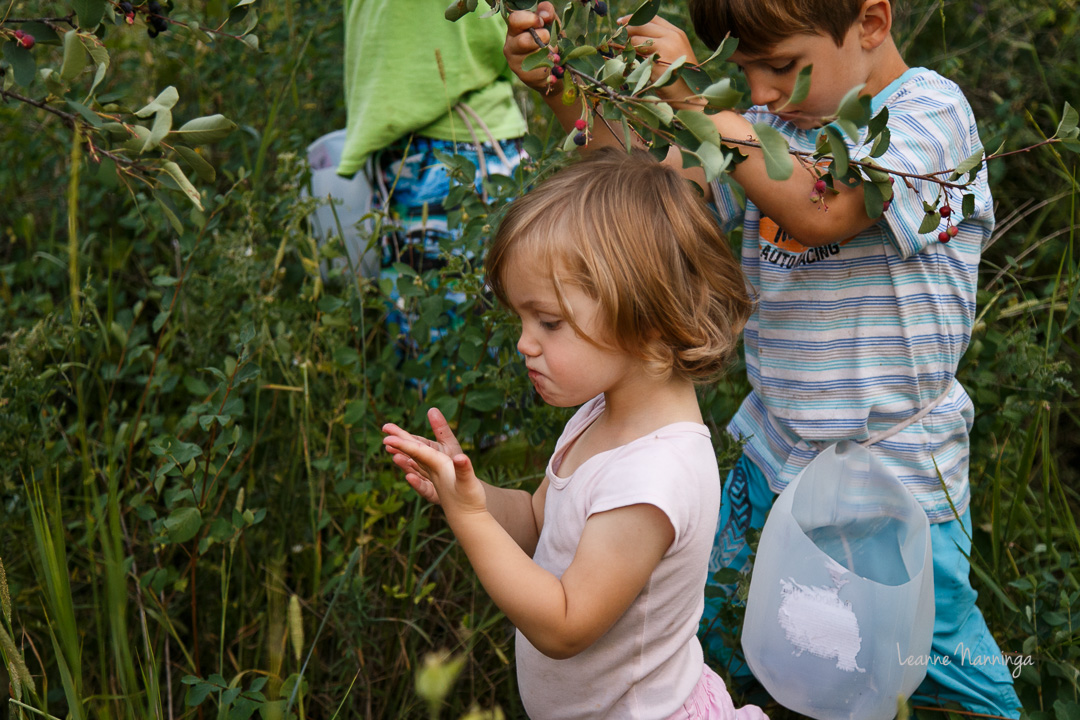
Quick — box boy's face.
[730,27,875,130]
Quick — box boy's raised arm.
[624,18,878,247]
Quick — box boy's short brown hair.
[690,0,865,56]
[486,148,753,383]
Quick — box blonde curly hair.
[486,148,753,384]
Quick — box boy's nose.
[747,75,783,109]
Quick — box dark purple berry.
[552,65,565,79]
[147,24,159,37]
[119,1,134,13]
[148,0,162,14]
[592,0,608,16]
[573,132,587,146]
[151,15,168,32]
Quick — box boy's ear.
[857,0,893,50]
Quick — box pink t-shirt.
[516,395,722,719]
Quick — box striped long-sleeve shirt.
[712,68,992,522]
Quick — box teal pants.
[701,454,1023,718]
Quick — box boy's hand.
[504,1,558,92]
[622,15,704,109]
[382,409,485,514]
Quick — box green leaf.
[628,0,661,25]
[836,84,870,127]
[566,45,597,61]
[165,507,203,544]
[700,35,738,67]
[122,125,152,154]
[187,21,214,44]
[136,85,179,118]
[701,78,742,109]
[786,64,813,106]
[60,30,89,83]
[863,179,884,219]
[918,210,941,234]
[144,108,173,152]
[753,122,794,181]
[161,161,204,211]
[951,148,984,181]
[444,0,471,21]
[73,0,107,28]
[869,126,891,158]
[170,111,234,144]
[677,109,720,147]
[5,41,37,87]
[962,192,976,219]
[66,100,102,128]
[601,57,627,87]
[823,125,849,178]
[1055,102,1078,139]
[678,65,713,95]
[650,55,686,89]
[626,56,654,95]
[867,106,889,136]
[697,141,731,183]
[155,192,184,234]
[521,48,552,72]
[175,146,216,182]
[241,34,260,51]
[464,387,503,412]
[343,400,365,426]
[186,682,213,707]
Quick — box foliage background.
[1,0,1078,718]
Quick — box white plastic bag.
[741,441,935,720]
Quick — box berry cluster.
[580,0,607,16]
[937,204,958,243]
[548,51,564,88]
[146,1,169,38]
[12,28,35,49]
[119,1,136,25]
[573,118,588,146]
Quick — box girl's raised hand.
[382,432,488,518]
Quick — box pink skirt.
[664,664,769,720]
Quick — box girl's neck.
[598,374,703,444]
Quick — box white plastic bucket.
[304,129,379,277]
[741,441,935,720]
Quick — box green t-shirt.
[339,0,527,176]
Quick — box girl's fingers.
[427,408,464,455]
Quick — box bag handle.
[859,382,953,448]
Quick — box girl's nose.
[517,328,540,357]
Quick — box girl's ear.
[858,0,893,50]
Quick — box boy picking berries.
[505,0,1021,716]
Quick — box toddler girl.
[382,148,765,719]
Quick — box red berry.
[939,205,952,218]
[549,52,560,64]
[573,132,587,146]
[13,29,24,38]
[18,32,35,49]
[947,225,959,237]
[814,179,827,194]
[574,119,587,131]
[938,231,950,243]
[882,199,892,211]
[546,74,558,86]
